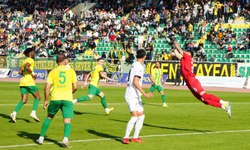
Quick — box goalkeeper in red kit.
[167,37,231,118]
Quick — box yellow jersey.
[161,54,168,61]
[19,57,36,86]
[90,65,103,88]
[47,65,77,102]
[188,24,193,32]
[151,68,163,86]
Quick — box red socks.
[202,93,222,108]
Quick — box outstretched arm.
[174,40,184,55]
[173,49,182,60]
[82,73,91,89]
[100,72,115,82]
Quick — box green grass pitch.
[0,81,250,150]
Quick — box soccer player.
[36,54,78,148]
[149,61,169,107]
[169,39,232,118]
[49,57,71,93]
[10,48,41,123]
[73,58,115,114]
[123,49,153,144]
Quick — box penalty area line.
[0,129,250,148]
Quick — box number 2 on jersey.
[59,71,66,84]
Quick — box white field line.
[0,129,250,148]
[1,102,250,106]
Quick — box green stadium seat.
[232,41,236,45]
[241,55,245,58]
[155,44,160,48]
[246,55,250,59]
[247,60,250,63]
[240,50,246,54]
[217,54,222,58]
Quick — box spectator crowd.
[0,0,249,63]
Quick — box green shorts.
[20,86,39,94]
[88,84,102,96]
[150,85,163,93]
[48,100,74,118]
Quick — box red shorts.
[186,77,205,100]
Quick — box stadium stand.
[0,0,250,64]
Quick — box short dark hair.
[56,54,66,63]
[154,61,161,68]
[23,48,34,57]
[97,58,104,62]
[136,49,146,59]
[187,51,194,57]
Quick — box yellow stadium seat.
[243,24,247,28]
[224,24,228,28]
[232,24,237,28]
[237,24,242,28]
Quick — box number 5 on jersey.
[59,71,66,84]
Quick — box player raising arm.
[73,58,115,115]
[169,39,232,118]
[10,48,41,123]
[149,61,169,107]
[36,54,78,148]
[123,49,153,144]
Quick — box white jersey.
[125,61,144,100]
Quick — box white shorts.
[125,97,144,113]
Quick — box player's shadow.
[87,129,123,143]
[109,119,212,133]
[17,131,64,147]
[0,113,32,123]
[74,111,104,116]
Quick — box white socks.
[221,105,226,110]
[133,115,145,139]
[105,108,109,112]
[219,100,226,104]
[63,137,68,142]
[124,117,138,139]
[12,111,17,116]
[73,99,77,103]
[31,110,36,115]
[38,136,44,141]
